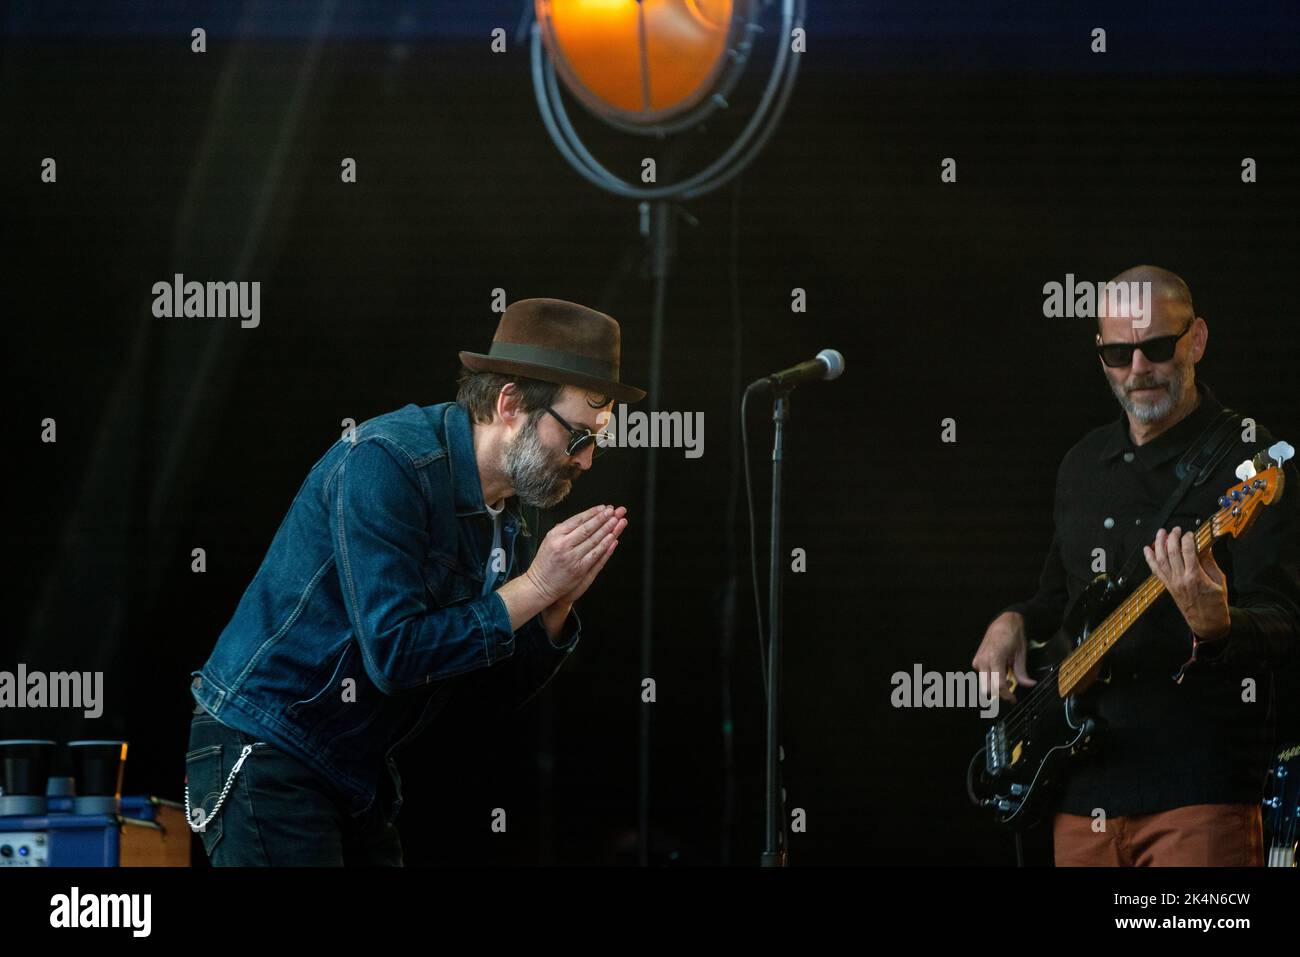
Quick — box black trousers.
[185,704,403,866]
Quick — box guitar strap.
[1114,405,1241,589]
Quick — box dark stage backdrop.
[5,3,1298,866]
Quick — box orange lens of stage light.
[538,0,735,122]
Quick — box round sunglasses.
[1095,320,1193,368]
[540,405,613,458]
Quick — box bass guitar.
[968,441,1294,829]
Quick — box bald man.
[973,265,1300,866]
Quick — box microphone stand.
[761,384,791,866]
[746,355,840,865]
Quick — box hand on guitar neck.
[1141,526,1231,642]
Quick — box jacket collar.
[441,402,529,534]
[1097,380,1222,468]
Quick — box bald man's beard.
[504,414,582,508]
[1107,360,1193,425]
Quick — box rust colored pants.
[1053,803,1263,866]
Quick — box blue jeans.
[185,704,403,866]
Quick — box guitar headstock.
[1214,441,1292,540]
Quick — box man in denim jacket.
[185,299,643,865]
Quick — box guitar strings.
[997,517,1215,742]
[996,568,1164,742]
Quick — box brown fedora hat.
[459,298,646,402]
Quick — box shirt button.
[1123,452,1135,463]
[1103,517,1115,529]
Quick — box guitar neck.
[1057,520,1216,697]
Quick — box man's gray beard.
[1109,362,1191,424]
[504,415,579,508]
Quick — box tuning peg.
[1236,460,1257,481]
[1268,440,1295,465]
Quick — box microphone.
[748,348,845,391]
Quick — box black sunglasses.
[1096,321,1193,368]
[540,405,611,458]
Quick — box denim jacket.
[190,401,581,823]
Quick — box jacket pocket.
[283,641,386,758]
[184,743,225,857]
[287,641,356,717]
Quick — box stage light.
[536,0,749,133]
[531,0,803,198]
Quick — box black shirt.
[1005,381,1300,816]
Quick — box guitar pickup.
[985,724,1009,775]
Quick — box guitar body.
[969,574,1119,830]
